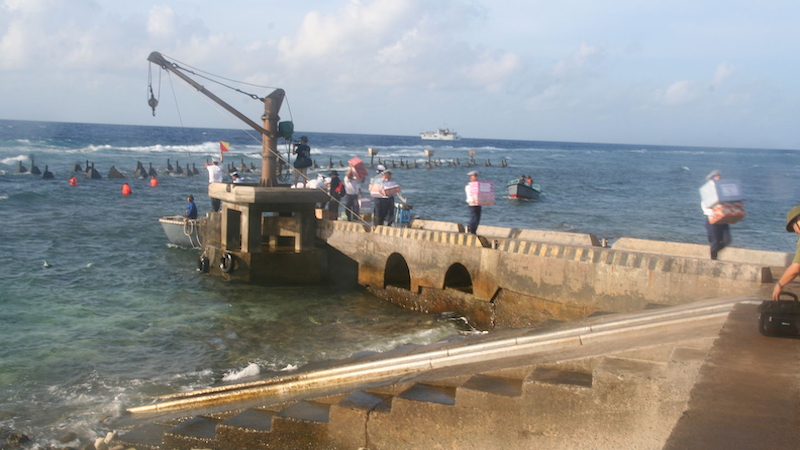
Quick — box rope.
[183,219,202,249]
[166,71,200,195]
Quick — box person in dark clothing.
[185,195,198,220]
[293,135,312,187]
[327,170,343,219]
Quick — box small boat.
[420,128,461,140]
[507,180,541,200]
[159,215,202,248]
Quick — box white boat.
[159,215,202,248]
[420,128,461,140]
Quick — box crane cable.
[160,66,371,227]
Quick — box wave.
[221,362,260,381]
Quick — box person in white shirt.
[231,171,244,184]
[343,167,364,221]
[701,170,730,260]
[465,170,480,234]
[204,157,223,211]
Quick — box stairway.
[114,336,715,450]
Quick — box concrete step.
[328,390,393,449]
[161,416,220,450]
[455,374,524,409]
[215,408,275,450]
[114,423,172,450]
[269,400,331,449]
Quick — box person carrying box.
[701,170,732,260]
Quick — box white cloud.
[662,80,698,105]
[147,5,177,39]
[713,62,736,86]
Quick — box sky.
[0,0,798,149]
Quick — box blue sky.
[0,0,798,149]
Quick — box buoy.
[121,183,132,195]
[150,177,158,187]
[69,176,78,187]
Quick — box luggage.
[709,200,746,225]
[757,292,800,338]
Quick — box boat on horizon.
[507,179,541,200]
[159,215,202,248]
[420,128,461,141]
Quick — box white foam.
[280,364,298,372]
[222,363,260,381]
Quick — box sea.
[1,118,798,447]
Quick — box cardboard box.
[358,197,372,213]
[348,157,368,179]
[700,179,744,209]
[709,201,746,225]
[468,181,495,206]
[381,181,401,197]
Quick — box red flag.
[219,141,230,152]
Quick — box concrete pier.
[113,297,800,449]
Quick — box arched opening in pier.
[444,263,473,294]
[384,253,411,290]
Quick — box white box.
[700,180,744,209]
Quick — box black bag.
[294,155,312,169]
[757,292,800,338]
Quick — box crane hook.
[148,85,158,116]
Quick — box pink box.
[468,181,495,206]
[348,157,368,179]
[381,181,401,197]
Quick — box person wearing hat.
[369,165,387,221]
[185,194,198,220]
[292,135,312,187]
[773,205,800,300]
[701,169,731,260]
[231,171,244,184]
[204,157,223,212]
[465,170,481,234]
[326,170,343,219]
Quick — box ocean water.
[1,118,798,446]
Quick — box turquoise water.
[1,119,798,446]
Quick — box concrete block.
[475,225,518,239]
[216,408,274,450]
[270,401,331,449]
[409,219,465,233]
[516,229,600,247]
[113,423,171,450]
[455,374,523,409]
[592,356,667,412]
[328,391,392,450]
[612,237,792,267]
[161,416,219,450]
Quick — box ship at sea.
[420,128,460,140]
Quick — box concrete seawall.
[318,220,780,329]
